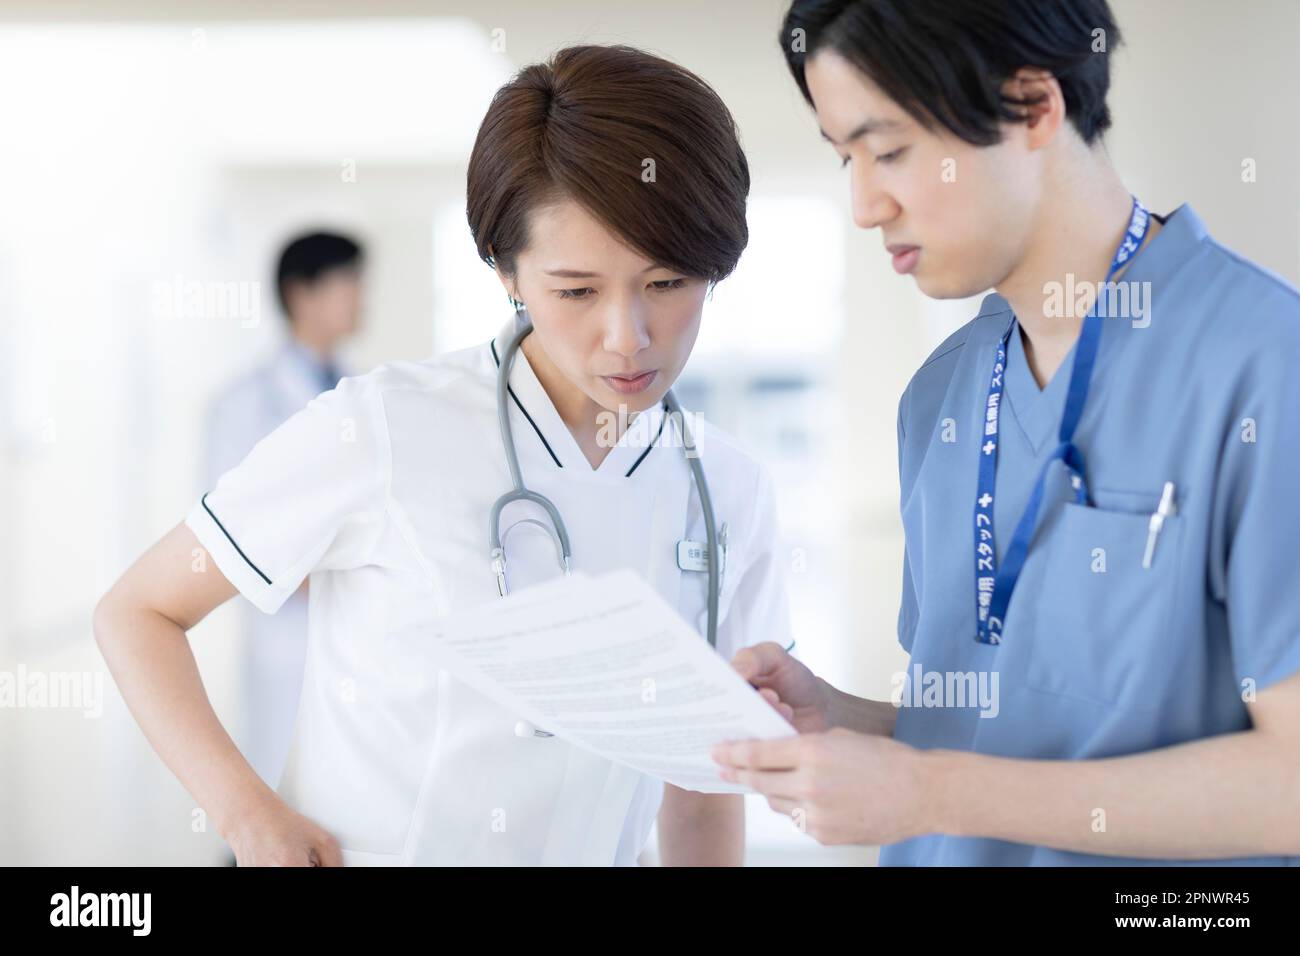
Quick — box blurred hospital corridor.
[3,0,1299,867]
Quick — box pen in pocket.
[1142,481,1178,569]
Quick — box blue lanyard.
[974,196,1150,644]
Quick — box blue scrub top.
[884,204,1300,866]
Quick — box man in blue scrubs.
[713,0,1300,864]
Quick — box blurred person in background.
[203,231,364,798]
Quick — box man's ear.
[280,278,305,318]
[1004,67,1064,149]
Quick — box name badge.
[677,539,726,575]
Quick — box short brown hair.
[466,44,750,283]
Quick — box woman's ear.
[488,247,520,304]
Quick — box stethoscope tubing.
[489,315,720,648]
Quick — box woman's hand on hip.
[225,796,343,867]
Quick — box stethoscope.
[489,316,723,739]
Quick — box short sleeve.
[714,465,794,663]
[1213,324,1300,692]
[184,374,391,615]
[896,386,919,653]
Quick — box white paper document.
[428,569,797,793]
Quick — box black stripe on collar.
[625,406,669,477]
[491,338,563,468]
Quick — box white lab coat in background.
[202,338,344,788]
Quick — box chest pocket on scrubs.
[1024,485,1186,711]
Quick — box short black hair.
[275,231,364,318]
[466,45,750,284]
[780,0,1121,146]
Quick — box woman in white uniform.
[93,44,793,866]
